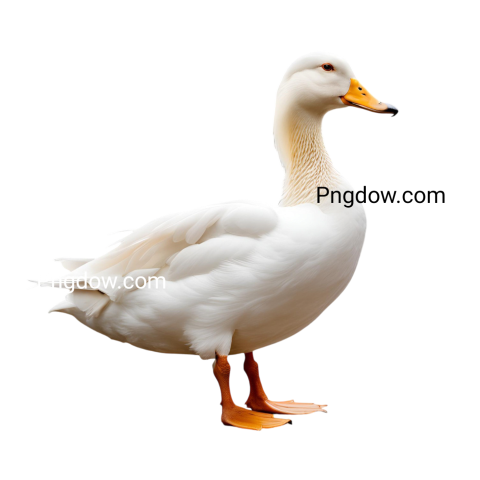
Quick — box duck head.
[275,54,398,206]
[275,53,398,117]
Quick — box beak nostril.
[362,93,366,96]
[358,87,363,91]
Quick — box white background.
[1,1,479,479]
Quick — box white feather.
[47,54,371,360]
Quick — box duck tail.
[49,290,110,322]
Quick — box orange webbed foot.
[221,404,292,430]
[243,352,327,416]
[246,397,327,415]
[214,354,292,430]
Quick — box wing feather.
[53,203,278,300]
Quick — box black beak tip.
[385,103,398,117]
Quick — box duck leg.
[213,354,292,430]
[244,352,327,415]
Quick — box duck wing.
[53,202,278,301]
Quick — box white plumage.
[51,199,365,359]
[48,53,395,363]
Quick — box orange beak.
[341,79,398,116]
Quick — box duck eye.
[321,63,334,72]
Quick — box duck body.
[44,53,397,429]
[53,182,365,360]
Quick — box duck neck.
[277,110,340,207]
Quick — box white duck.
[47,54,397,430]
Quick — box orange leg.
[244,352,327,415]
[213,354,292,430]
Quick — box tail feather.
[49,290,110,319]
